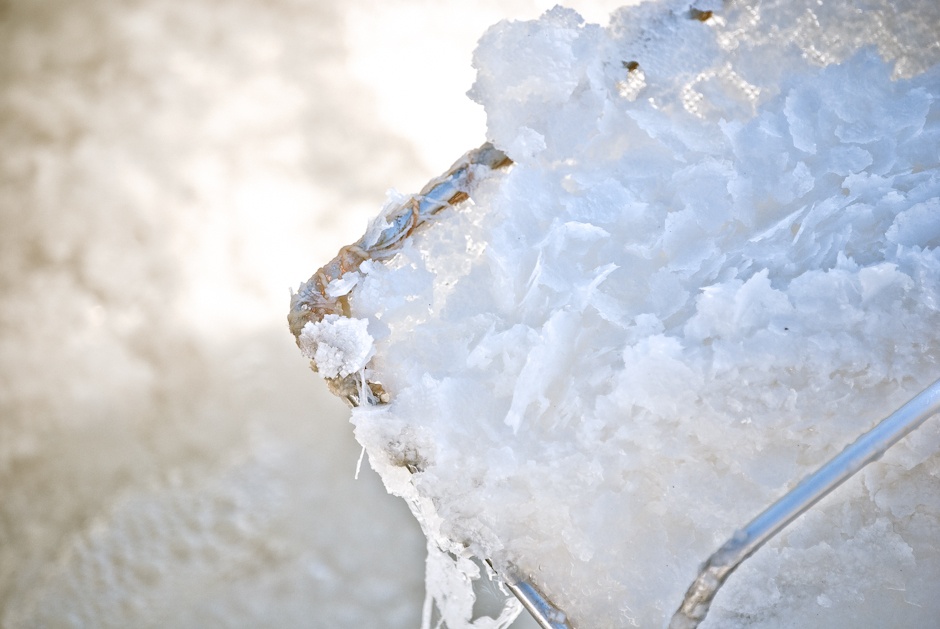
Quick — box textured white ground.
[0,1,633,626]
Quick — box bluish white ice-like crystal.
[345,1,940,627]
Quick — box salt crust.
[348,1,940,627]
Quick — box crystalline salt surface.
[346,1,940,627]
[299,315,375,379]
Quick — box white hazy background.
[0,0,630,627]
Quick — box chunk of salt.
[298,315,374,379]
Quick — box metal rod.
[668,377,940,629]
[503,571,573,629]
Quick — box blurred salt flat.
[0,0,628,626]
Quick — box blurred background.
[0,0,626,626]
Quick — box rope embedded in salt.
[287,142,512,407]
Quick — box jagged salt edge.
[289,143,522,627]
[351,402,524,629]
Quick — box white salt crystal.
[325,271,360,298]
[887,199,940,248]
[298,315,374,379]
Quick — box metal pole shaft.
[669,377,940,629]
[504,572,573,629]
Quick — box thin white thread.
[354,444,366,480]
